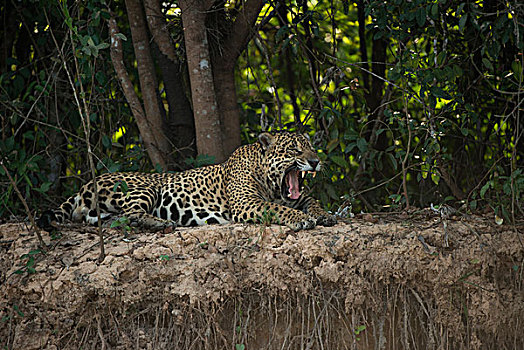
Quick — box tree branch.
[108,16,166,169]
[218,0,264,66]
[143,0,177,62]
[125,0,173,170]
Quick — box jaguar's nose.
[308,159,320,170]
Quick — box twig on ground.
[0,160,46,249]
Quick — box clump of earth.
[1,210,522,349]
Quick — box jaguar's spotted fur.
[38,132,336,231]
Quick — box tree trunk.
[180,0,226,163]
[108,17,168,169]
[125,0,173,170]
[155,48,196,165]
[212,63,241,156]
[276,3,300,124]
[212,0,264,155]
[356,0,370,92]
[370,38,387,113]
[144,0,196,165]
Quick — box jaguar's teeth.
[301,171,306,178]
[312,171,317,178]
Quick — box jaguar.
[38,132,337,231]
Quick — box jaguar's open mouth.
[282,167,317,200]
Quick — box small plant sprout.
[110,216,131,236]
[354,324,366,341]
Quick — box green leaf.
[326,138,339,153]
[320,190,328,206]
[453,64,463,78]
[22,131,34,140]
[431,3,439,17]
[101,10,111,20]
[356,138,367,153]
[430,86,450,99]
[91,46,99,57]
[95,71,107,85]
[115,33,127,41]
[113,180,128,193]
[436,51,447,65]
[343,129,359,141]
[108,162,121,173]
[355,325,366,334]
[102,135,112,149]
[503,181,511,195]
[110,220,121,228]
[330,155,349,168]
[96,42,109,50]
[389,194,401,203]
[459,14,467,33]
[327,184,338,200]
[38,182,52,193]
[482,58,493,71]
[480,181,491,198]
[5,136,15,150]
[511,61,523,82]
[81,46,92,56]
[344,142,357,153]
[457,3,465,15]
[431,173,440,185]
[27,249,42,256]
[388,68,401,81]
[13,305,24,317]
[275,25,289,42]
[373,31,384,40]
[386,153,397,171]
[416,7,426,27]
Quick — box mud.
[0,210,523,349]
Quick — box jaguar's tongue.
[286,170,301,199]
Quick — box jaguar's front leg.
[230,197,317,231]
[299,196,337,227]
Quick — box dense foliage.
[1,0,523,223]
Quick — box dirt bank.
[1,211,523,349]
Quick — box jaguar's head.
[258,131,321,202]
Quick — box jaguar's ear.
[258,132,275,150]
[303,132,310,141]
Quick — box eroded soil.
[0,210,523,349]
